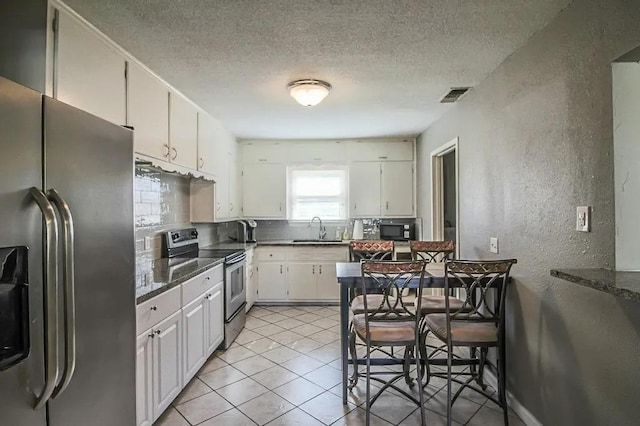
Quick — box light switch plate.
[490,237,499,254]
[576,206,591,232]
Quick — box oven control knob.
[171,233,179,240]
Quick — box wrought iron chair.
[424,259,517,426]
[351,260,428,426]
[410,241,470,366]
[349,240,395,314]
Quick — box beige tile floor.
[155,305,526,426]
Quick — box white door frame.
[430,137,460,257]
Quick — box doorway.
[431,137,459,256]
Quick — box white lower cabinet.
[153,311,183,420]
[256,246,347,303]
[257,262,288,300]
[182,296,207,383]
[136,265,225,425]
[135,333,153,426]
[316,262,340,300]
[205,283,224,355]
[287,263,316,300]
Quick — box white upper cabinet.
[381,162,414,217]
[228,145,240,218]
[287,141,346,163]
[242,163,286,219]
[127,62,169,160]
[55,10,126,125]
[197,113,222,176]
[169,92,198,169]
[347,140,414,162]
[349,162,381,217]
[242,141,285,163]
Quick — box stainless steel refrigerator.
[0,76,136,426]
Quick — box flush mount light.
[287,79,331,107]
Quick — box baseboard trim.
[483,371,543,426]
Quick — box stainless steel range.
[163,228,246,349]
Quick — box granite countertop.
[201,241,257,250]
[257,240,350,246]
[136,257,224,304]
[550,268,640,302]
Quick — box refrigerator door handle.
[47,189,77,400]
[29,188,60,410]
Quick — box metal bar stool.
[352,260,429,426]
[424,259,517,426]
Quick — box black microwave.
[379,223,415,241]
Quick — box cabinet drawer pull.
[150,306,157,311]
[155,330,161,335]
[199,157,204,168]
[163,144,170,158]
[148,332,155,339]
[171,147,178,160]
[216,202,221,211]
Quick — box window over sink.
[287,167,347,220]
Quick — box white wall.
[612,61,640,270]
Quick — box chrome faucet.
[310,216,326,240]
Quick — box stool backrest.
[349,240,394,261]
[360,260,427,321]
[410,240,455,263]
[444,259,517,324]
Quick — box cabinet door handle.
[319,265,322,274]
[280,265,283,274]
[171,147,178,160]
[148,332,155,339]
[199,157,204,168]
[216,202,221,211]
[155,330,161,335]
[312,265,315,274]
[230,202,233,211]
[279,202,282,212]
[354,203,357,210]
[150,305,157,311]
[163,144,170,158]
[386,201,389,210]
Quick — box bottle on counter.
[342,227,349,240]
[335,227,342,240]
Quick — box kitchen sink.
[292,239,343,243]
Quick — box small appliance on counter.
[352,220,364,240]
[235,220,257,243]
[379,222,415,241]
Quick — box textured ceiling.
[63,0,571,139]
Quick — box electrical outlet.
[144,236,153,250]
[576,206,591,232]
[490,237,499,254]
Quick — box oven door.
[225,254,246,319]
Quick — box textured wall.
[416,0,640,424]
[612,62,640,270]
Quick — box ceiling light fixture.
[287,79,331,107]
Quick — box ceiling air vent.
[440,87,470,103]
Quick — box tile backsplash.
[134,168,230,259]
